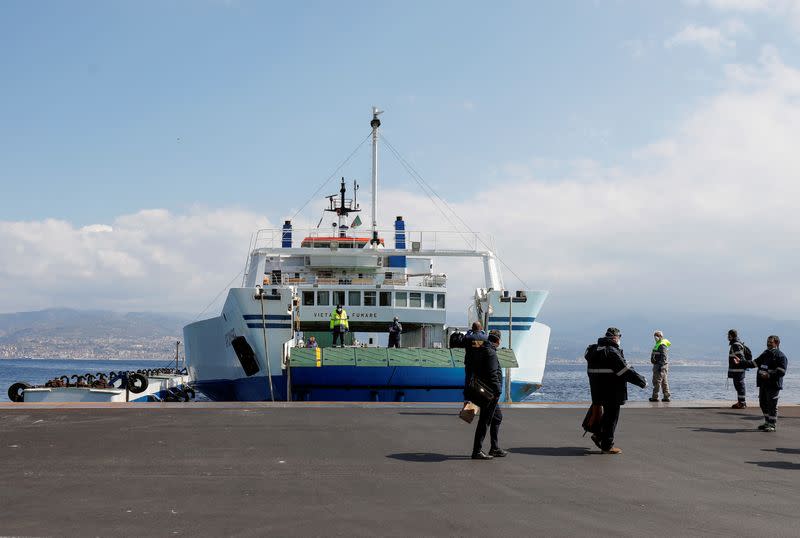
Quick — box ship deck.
[1,402,798,537]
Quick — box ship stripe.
[246,323,292,329]
[488,316,536,322]
[243,314,291,320]
[487,325,533,331]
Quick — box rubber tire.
[128,373,149,394]
[8,382,32,403]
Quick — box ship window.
[437,294,446,309]
[410,292,422,308]
[364,291,376,306]
[333,291,345,307]
[424,293,434,308]
[317,291,330,306]
[302,291,314,306]
[348,290,361,306]
[395,292,407,307]
[385,272,392,279]
[379,292,392,306]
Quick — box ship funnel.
[388,216,407,268]
[282,220,292,248]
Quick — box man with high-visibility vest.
[649,331,672,402]
[329,305,349,348]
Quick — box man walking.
[329,305,349,348]
[585,327,647,455]
[735,335,788,432]
[727,329,748,409]
[387,317,402,348]
[467,331,506,460]
[649,330,671,402]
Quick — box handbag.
[581,404,603,436]
[465,375,496,407]
[459,402,479,423]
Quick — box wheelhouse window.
[410,292,422,308]
[364,291,376,306]
[348,290,361,306]
[424,293,434,308]
[379,291,392,306]
[395,292,408,307]
[333,290,345,307]
[436,294,446,309]
[317,290,330,306]
[302,291,315,306]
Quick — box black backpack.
[449,331,465,349]
[742,343,753,362]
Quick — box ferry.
[183,109,550,402]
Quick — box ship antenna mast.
[370,106,383,245]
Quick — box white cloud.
[0,208,272,314]
[2,50,800,320]
[665,23,739,53]
[690,0,800,29]
[381,48,800,318]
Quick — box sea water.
[1,358,798,403]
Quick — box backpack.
[449,331,465,349]
[742,343,753,362]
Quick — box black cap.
[605,327,622,337]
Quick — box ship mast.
[370,106,383,245]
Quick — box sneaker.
[601,447,622,455]
[590,434,602,449]
[649,397,659,402]
[471,451,493,460]
[662,397,671,402]
[488,448,508,458]
[763,424,776,432]
[731,402,746,409]
[757,423,769,431]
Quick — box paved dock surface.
[1,404,798,537]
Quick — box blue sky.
[2,1,800,318]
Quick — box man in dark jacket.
[727,329,748,408]
[462,321,487,398]
[387,317,402,348]
[734,335,788,432]
[468,331,505,460]
[585,327,647,454]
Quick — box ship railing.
[251,228,495,253]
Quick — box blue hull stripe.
[489,316,535,322]
[193,373,541,402]
[243,314,291,320]
[487,325,532,331]
[246,323,292,329]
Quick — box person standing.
[649,331,672,402]
[329,305,349,348]
[468,331,506,460]
[735,335,788,432]
[585,327,647,455]
[727,329,748,409]
[388,317,403,348]
[462,321,487,395]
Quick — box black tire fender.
[128,373,149,394]
[8,382,32,402]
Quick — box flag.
[351,215,362,228]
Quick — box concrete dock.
[1,403,798,537]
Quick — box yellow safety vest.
[330,309,349,330]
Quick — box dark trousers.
[472,399,502,454]
[332,330,345,347]
[388,336,400,348]
[598,402,620,451]
[759,387,780,424]
[733,375,746,403]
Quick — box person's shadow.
[684,427,757,434]
[510,447,591,457]
[386,453,471,462]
